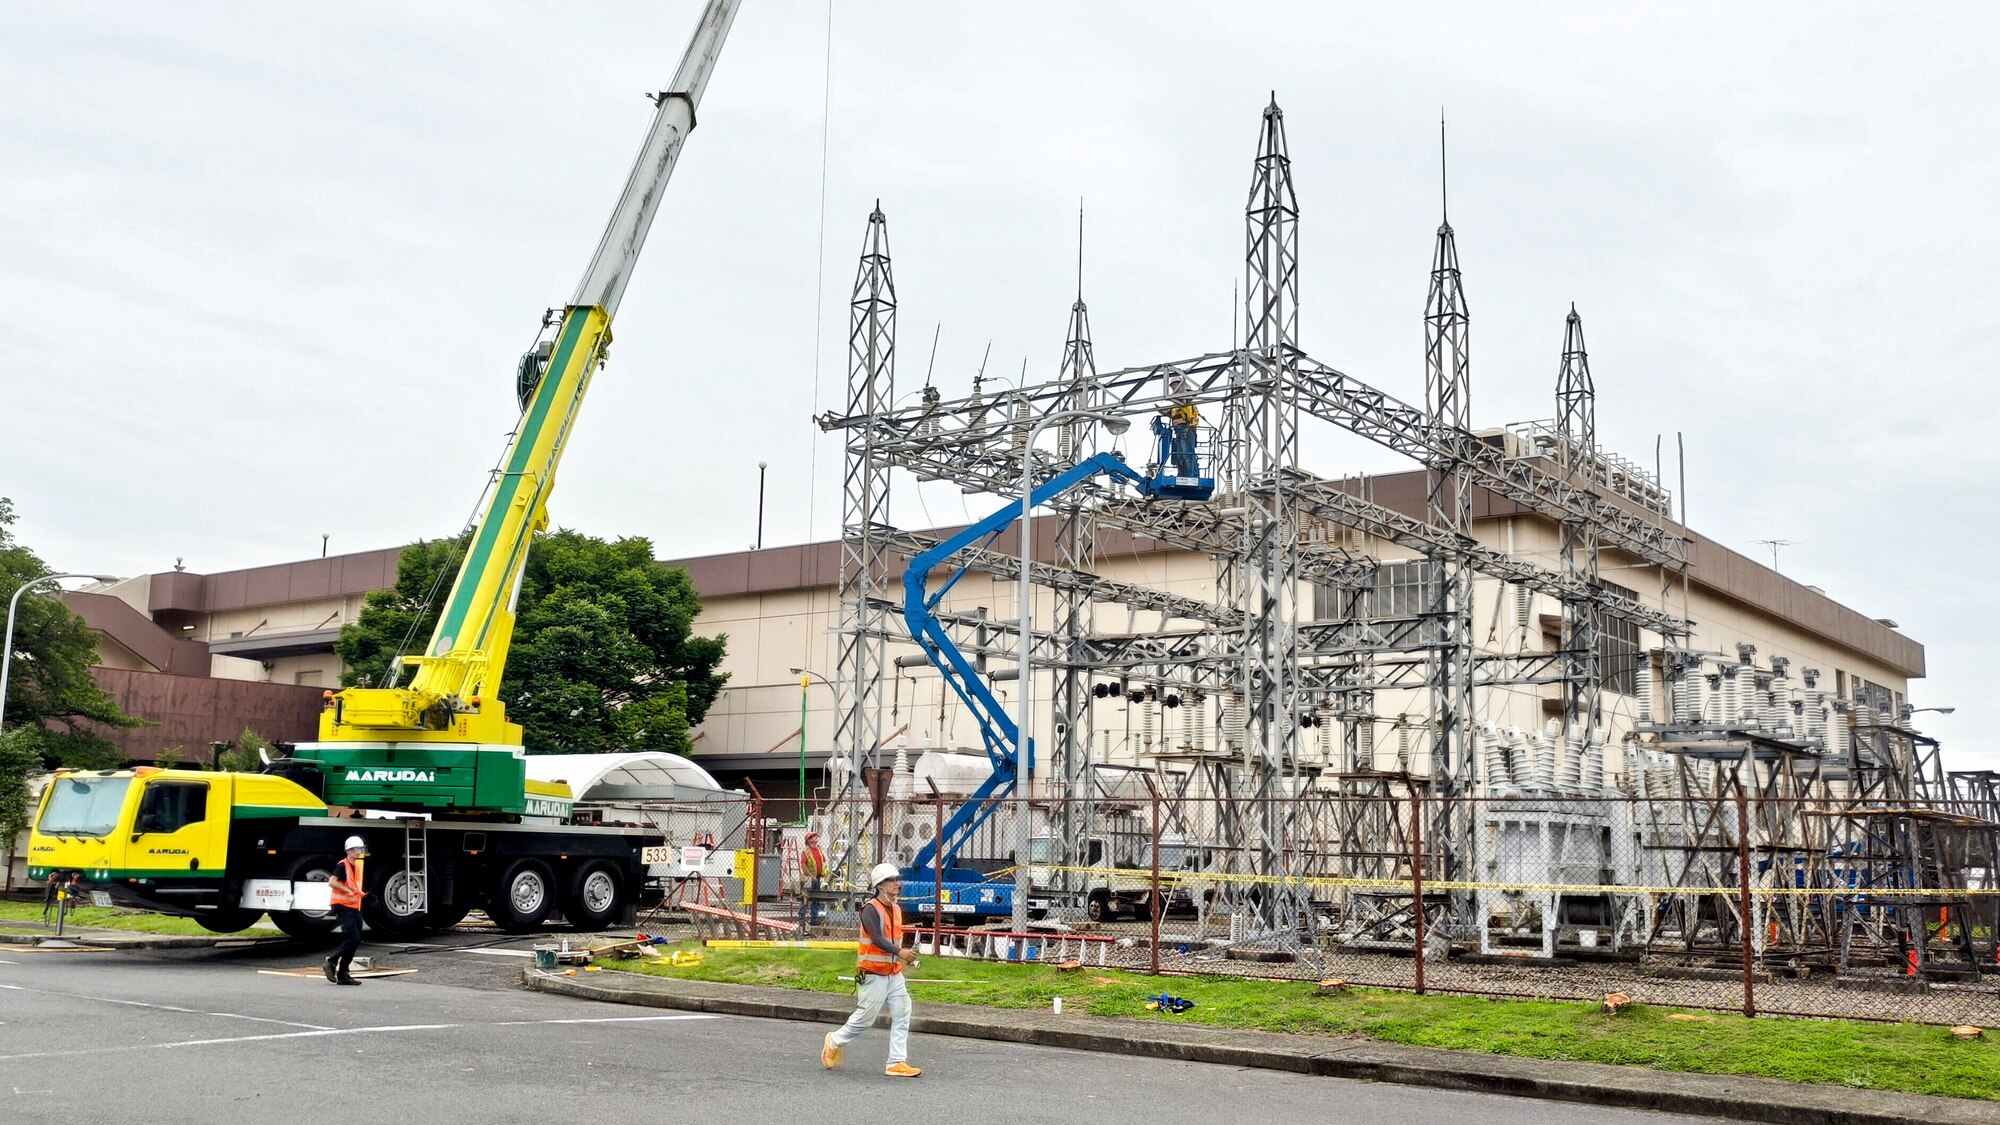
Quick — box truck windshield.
[1028,837,1055,865]
[38,776,133,837]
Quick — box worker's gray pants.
[830,971,911,1064]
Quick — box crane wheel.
[195,908,263,934]
[363,868,434,937]
[490,858,556,932]
[561,860,626,932]
[272,856,341,940]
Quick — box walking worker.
[796,831,828,929]
[822,862,921,1078]
[323,835,368,986]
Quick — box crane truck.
[26,1,740,939]
[896,430,1214,922]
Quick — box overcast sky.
[3,2,1994,768]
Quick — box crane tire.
[490,858,557,932]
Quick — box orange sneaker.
[884,1062,923,1078]
[821,1032,843,1069]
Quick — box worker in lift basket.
[323,836,368,986]
[821,863,922,1078]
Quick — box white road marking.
[487,1015,720,1026]
[457,948,534,957]
[0,1013,719,1063]
[0,1024,457,1062]
[0,983,330,1030]
[0,959,17,965]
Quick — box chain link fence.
[752,789,2000,1025]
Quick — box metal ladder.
[402,818,429,917]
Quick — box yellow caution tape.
[1017,862,2000,898]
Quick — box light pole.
[1011,408,1129,934]
[755,461,769,551]
[788,667,830,825]
[0,573,120,744]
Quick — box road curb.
[519,968,1998,1125]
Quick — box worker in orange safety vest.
[323,835,368,986]
[821,863,921,1077]
[796,831,828,929]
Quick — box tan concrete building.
[676,468,1923,809]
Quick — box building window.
[1311,561,1435,621]
[1852,676,1895,716]
[1591,580,1642,697]
[1372,560,1436,617]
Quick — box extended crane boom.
[301,1,739,814]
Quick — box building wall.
[678,508,1922,795]
[81,667,327,761]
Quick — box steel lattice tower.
[1237,96,1307,933]
[832,204,897,883]
[1554,304,1602,747]
[1421,122,1477,918]
[1051,228,1101,880]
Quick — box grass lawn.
[608,945,1999,1101]
[0,899,263,937]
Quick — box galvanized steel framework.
[811,99,1993,974]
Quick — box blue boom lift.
[897,420,1212,920]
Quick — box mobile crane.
[896,426,1213,920]
[28,2,739,938]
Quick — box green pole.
[797,675,810,826]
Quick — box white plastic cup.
[1052,996,1063,1015]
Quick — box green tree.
[1,498,140,841]
[219,727,274,773]
[0,498,136,766]
[337,529,727,756]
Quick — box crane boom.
[302,2,739,814]
[573,0,738,317]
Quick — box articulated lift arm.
[905,451,1195,877]
[325,1,739,746]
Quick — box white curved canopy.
[524,752,727,802]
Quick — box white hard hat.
[869,863,901,887]
[344,836,368,851]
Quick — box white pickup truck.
[1027,833,1220,922]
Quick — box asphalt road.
[0,932,1732,1125]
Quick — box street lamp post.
[1010,408,1129,935]
[0,573,120,744]
[788,667,830,826]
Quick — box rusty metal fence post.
[1735,787,1756,1018]
[1411,788,1426,995]
[748,793,762,935]
[1150,787,1163,975]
